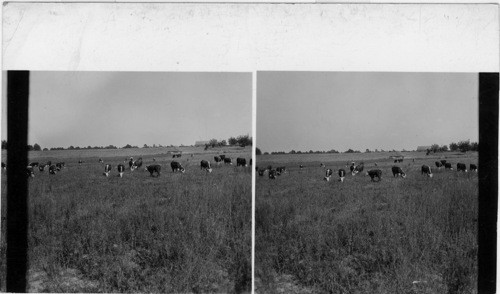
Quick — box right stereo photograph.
[255,72,480,293]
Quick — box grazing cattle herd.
[257,157,477,182]
[2,153,250,179]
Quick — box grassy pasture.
[1,146,251,293]
[256,152,478,294]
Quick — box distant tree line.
[205,135,252,150]
[427,140,478,154]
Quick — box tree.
[345,149,355,153]
[220,140,227,146]
[143,144,149,148]
[365,149,371,153]
[440,145,448,152]
[470,142,478,151]
[228,137,238,145]
[457,140,470,153]
[27,145,33,151]
[236,135,252,147]
[209,138,218,148]
[33,143,41,151]
[43,148,48,151]
[123,144,133,149]
[430,144,439,153]
[256,147,262,155]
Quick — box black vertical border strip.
[6,71,29,292]
[478,72,498,293]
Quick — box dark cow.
[172,154,182,158]
[129,159,134,170]
[117,164,125,177]
[338,169,346,182]
[276,167,286,175]
[421,165,433,177]
[29,162,39,168]
[470,164,477,172]
[440,160,447,166]
[224,157,233,165]
[444,163,453,170]
[39,165,45,172]
[435,161,443,169]
[171,161,186,173]
[352,163,364,175]
[99,158,103,163]
[392,166,406,178]
[56,162,65,171]
[349,164,355,173]
[219,155,226,160]
[146,165,161,177]
[214,156,222,165]
[78,160,83,165]
[200,160,213,173]
[324,168,333,181]
[366,169,382,181]
[103,164,112,177]
[1,162,5,170]
[26,166,35,178]
[249,158,252,166]
[133,158,143,170]
[320,163,325,168]
[457,163,467,172]
[258,169,266,176]
[237,158,247,167]
[393,159,403,163]
[268,169,277,179]
[49,165,57,175]
[299,164,304,169]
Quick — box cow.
[224,157,233,165]
[237,158,247,167]
[146,165,161,177]
[352,163,364,175]
[349,164,355,173]
[214,156,222,165]
[99,158,103,163]
[1,162,5,170]
[366,169,382,181]
[276,167,286,175]
[258,169,266,176]
[46,161,52,166]
[172,154,182,158]
[249,158,252,166]
[391,166,406,178]
[56,162,65,171]
[117,164,125,177]
[171,161,186,173]
[268,169,277,179]
[299,164,304,169]
[338,169,346,182]
[26,166,35,178]
[38,165,45,172]
[457,163,467,172]
[320,163,325,168]
[435,161,443,169]
[129,159,134,171]
[219,155,226,160]
[49,165,57,175]
[394,159,403,163]
[444,163,453,170]
[78,160,83,165]
[470,164,478,172]
[133,158,143,170]
[421,165,433,177]
[440,160,447,166]
[324,168,333,181]
[200,160,213,173]
[103,164,112,177]
[29,162,39,168]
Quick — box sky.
[257,72,479,153]
[1,72,251,149]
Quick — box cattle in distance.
[117,164,125,177]
[237,158,247,167]
[103,164,112,177]
[146,165,161,177]
[391,166,406,178]
[457,163,467,172]
[470,164,478,172]
[200,160,213,173]
[338,169,346,182]
[171,161,186,173]
[366,169,382,182]
[421,165,433,177]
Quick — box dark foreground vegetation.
[256,152,478,294]
[1,148,251,293]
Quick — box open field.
[255,151,478,294]
[1,146,251,293]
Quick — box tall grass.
[256,153,478,294]
[1,150,251,293]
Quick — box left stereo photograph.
[0,71,253,293]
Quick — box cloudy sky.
[2,72,252,148]
[257,72,478,153]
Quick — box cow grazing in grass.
[99,158,103,163]
[435,161,443,169]
[457,163,467,172]
[219,155,226,160]
[276,167,286,175]
[320,163,325,168]
[224,157,233,165]
[349,163,355,173]
[38,165,45,172]
[171,161,185,173]
[470,164,477,172]
[338,169,346,182]
[172,154,182,158]
[237,158,247,167]
[268,169,277,179]
[366,169,382,181]
[146,165,161,177]
[26,166,35,178]
[214,156,222,165]
[392,166,406,178]
[103,164,112,177]
[49,165,57,175]
[352,163,364,175]
[200,160,213,173]
[133,158,143,170]
[421,165,433,177]
[324,168,333,181]
[78,160,84,165]
[129,159,134,170]
[258,169,266,176]
[117,164,125,177]
[299,165,304,170]
[56,162,65,171]
[440,160,447,166]
[444,163,453,170]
